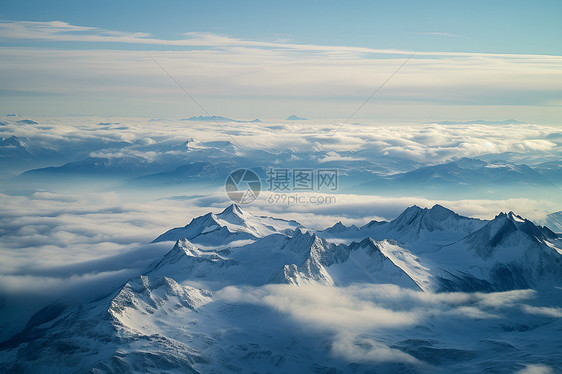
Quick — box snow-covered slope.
[152,204,302,245]
[377,204,486,248]
[544,210,562,233]
[317,221,362,240]
[2,204,562,373]
[315,205,562,292]
[269,231,421,289]
[149,234,301,288]
[0,275,213,373]
[0,135,32,159]
[150,230,421,290]
[430,212,561,291]
[151,204,560,293]
[318,204,487,253]
[325,238,422,289]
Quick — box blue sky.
[2,0,561,54]
[0,0,561,121]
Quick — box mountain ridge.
[2,204,561,373]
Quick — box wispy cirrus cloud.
[1,19,561,119]
[0,20,154,44]
[0,19,559,59]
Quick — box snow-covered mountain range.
[152,204,301,245]
[1,204,561,373]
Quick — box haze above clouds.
[0,18,561,121]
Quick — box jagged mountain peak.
[285,228,320,246]
[387,205,423,228]
[109,275,213,326]
[396,204,456,220]
[402,204,424,215]
[150,238,237,282]
[220,203,245,216]
[464,214,519,252]
[151,238,201,270]
[348,237,381,251]
[453,157,488,168]
[172,237,199,254]
[147,205,559,293]
[333,221,346,228]
[360,219,387,230]
[498,211,523,221]
[436,210,560,270]
[217,203,252,223]
[428,204,457,218]
[322,221,360,234]
[315,204,485,247]
[1,135,27,148]
[153,205,301,245]
[391,204,464,232]
[483,211,558,244]
[495,211,530,229]
[432,210,562,290]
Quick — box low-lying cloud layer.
[1,116,560,351]
[1,117,560,167]
[0,191,212,339]
[217,284,561,369]
[1,186,558,340]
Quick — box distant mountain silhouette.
[286,115,307,120]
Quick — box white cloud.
[521,305,562,318]
[1,20,562,120]
[218,284,423,365]
[1,20,560,61]
[1,46,559,101]
[1,117,560,224]
[514,364,555,374]
[331,332,424,365]
[250,192,557,226]
[216,283,557,366]
[0,115,560,344]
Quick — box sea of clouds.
[0,116,561,357]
